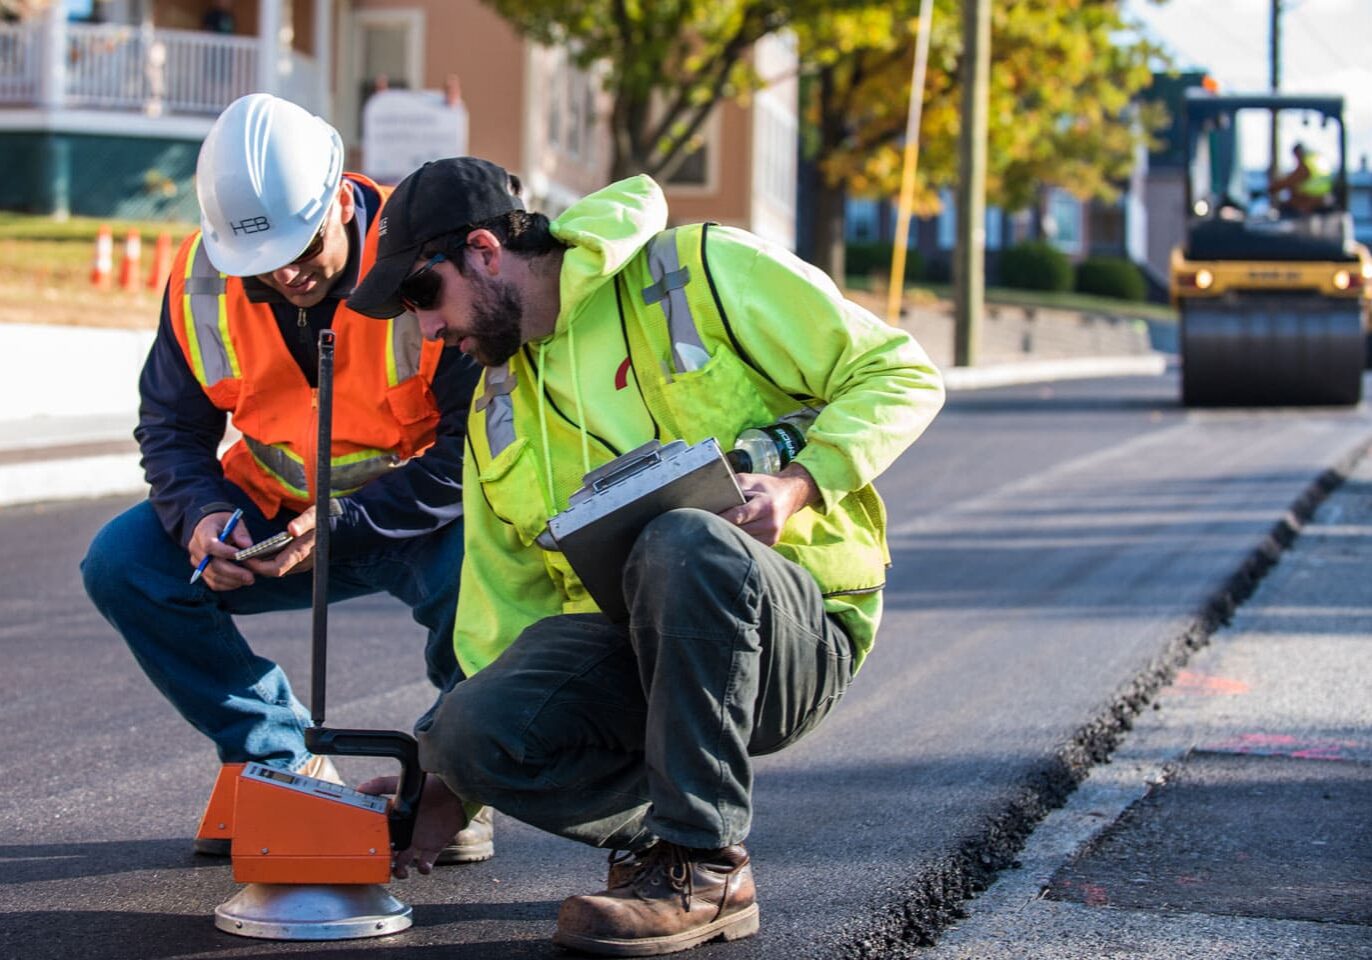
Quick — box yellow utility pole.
[885,0,937,325]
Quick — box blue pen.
[189,508,243,584]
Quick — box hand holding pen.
[190,508,244,585]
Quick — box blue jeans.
[81,499,463,771]
[418,509,854,851]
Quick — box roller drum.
[1180,296,1364,407]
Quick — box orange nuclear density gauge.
[229,762,392,884]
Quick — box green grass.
[982,285,1177,323]
[846,275,1179,324]
[0,212,195,287]
[0,211,1181,326]
[0,212,195,243]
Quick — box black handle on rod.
[310,329,335,726]
[304,727,425,850]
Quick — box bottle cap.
[725,448,753,474]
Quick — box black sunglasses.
[288,218,328,265]
[399,252,450,312]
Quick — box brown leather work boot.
[605,847,650,890]
[554,842,758,956]
[434,805,495,865]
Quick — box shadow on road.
[0,907,554,959]
[948,393,1182,415]
[1,902,563,959]
[0,838,198,883]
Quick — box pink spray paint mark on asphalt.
[1165,670,1251,696]
[1204,732,1364,761]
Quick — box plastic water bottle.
[725,410,817,475]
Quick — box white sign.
[362,89,470,185]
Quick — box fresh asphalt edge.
[823,433,1372,960]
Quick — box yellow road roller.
[1171,92,1372,406]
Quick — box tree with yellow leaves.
[799,0,1167,279]
[481,0,863,182]
[481,0,1166,282]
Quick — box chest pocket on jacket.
[476,434,599,612]
[477,436,548,547]
[653,346,773,447]
[623,231,773,447]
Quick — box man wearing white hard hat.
[81,94,496,864]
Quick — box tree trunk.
[810,64,850,282]
[609,91,651,181]
[812,179,848,283]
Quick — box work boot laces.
[629,842,698,912]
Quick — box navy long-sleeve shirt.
[134,175,479,558]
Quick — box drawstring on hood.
[528,175,669,506]
[533,318,596,507]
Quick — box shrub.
[844,241,924,284]
[1074,256,1147,302]
[999,240,1072,293]
[923,258,951,284]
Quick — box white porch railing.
[0,23,39,104]
[0,21,315,117]
[157,27,260,116]
[65,23,259,115]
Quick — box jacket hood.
[548,175,667,335]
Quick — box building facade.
[0,0,798,248]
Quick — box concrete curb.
[0,323,152,508]
[0,450,145,507]
[942,354,1168,391]
[0,323,153,420]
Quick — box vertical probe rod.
[310,329,335,726]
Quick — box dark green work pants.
[416,508,856,851]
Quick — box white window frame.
[352,9,424,94]
[661,105,721,195]
[544,47,597,165]
[1047,188,1082,255]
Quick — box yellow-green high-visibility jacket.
[455,175,944,677]
[1299,152,1333,198]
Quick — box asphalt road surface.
[2,370,1369,959]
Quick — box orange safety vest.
[166,175,445,519]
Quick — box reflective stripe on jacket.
[166,175,445,518]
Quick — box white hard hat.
[196,94,344,276]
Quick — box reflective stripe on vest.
[477,363,519,459]
[473,229,697,464]
[181,237,424,390]
[386,310,426,385]
[641,229,707,373]
[181,236,240,387]
[243,434,401,498]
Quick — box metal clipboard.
[544,438,745,622]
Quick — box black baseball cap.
[348,157,523,319]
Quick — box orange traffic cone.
[147,231,173,290]
[90,225,113,288]
[118,229,142,291]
